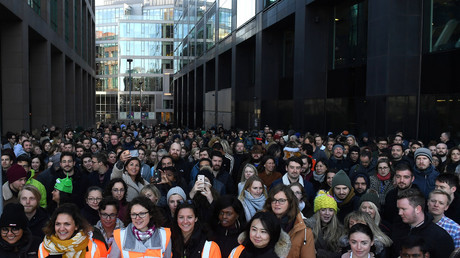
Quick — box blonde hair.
[238,175,268,199]
[19,185,42,202]
[344,211,392,247]
[360,200,382,225]
[240,163,258,183]
[312,211,344,252]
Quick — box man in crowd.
[352,173,369,197]
[392,188,454,258]
[349,150,375,179]
[210,151,235,195]
[328,169,359,222]
[1,152,14,184]
[2,164,27,206]
[390,143,413,168]
[440,131,455,149]
[19,185,49,239]
[435,173,460,224]
[427,189,460,248]
[89,153,112,189]
[400,236,431,258]
[412,148,439,198]
[327,144,351,174]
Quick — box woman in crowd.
[322,169,338,191]
[257,156,282,189]
[104,178,128,221]
[140,184,161,205]
[39,203,106,257]
[0,203,41,257]
[264,184,316,258]
[146,149,158,168]
[305,190,344,258]
[189,169,219,221]
[238,175,267,221]
[109,196,171,257]
[341,223,375,258]
[171,201,221,257]
[211,195,247,258]
[94,197,125,248]
[164,186,187,227]
[369,159,394,206]
[341,211,392,257]
[310,158,328,192]
[48,176,73,214]
[228,211,291,258]
[445,147,460,173]
[359,192,391,236]
[346,135,359,147]
[111,153,148,202]
[31,155,46,177]
[290,182,313,218]
[81,186,104,225]
[238,164,257,194]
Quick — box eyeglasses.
[271,198,287,204]
[100,213,117,220]
[1,227,20,235]
[112,188,125,193]
[87,197,102,203]
[130,212,149,219]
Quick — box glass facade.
[96,1,174,123]
[428,0,460,52]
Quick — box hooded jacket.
[412,164,439,198]
[286,213,316,258]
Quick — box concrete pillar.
[75,66,83,125]
[30,39,52,129]
[66,59,76,127]
[81,70,88,126]
[1,21,30,132]
[51,50,66,127]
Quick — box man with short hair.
[440,131,455,149]
[82,138,92,151]
[62,142,74,153]
[327,144,351,174]
[383,163,417,223]
[210,151,235,195]
[427,189,460,248]
[327,169,359,222]
[89,153,112,189]
[81,153,93,174]
[1,152,14,184]
[2,164,27,206]
[413,148,439,198]
[63,128,74,143]
[349,150,375,179]
[400,236,430,258]
[352,173,369,197]
[169,142,189,180]
[16,155,47,208]
[36,152,89,209]
[373,137,389,159]
[435,173,460,224]
[391,188,454,258]
[14,139,32,157]
[109,133,121,151]
[390,143,413,168]
[232,141,249,184]
[138,148,151,183]
[2,132,16,150]
[304,135,327,161]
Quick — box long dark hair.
[104,178,128,205]
[263,184,299,223]
[171,201,207,257]
[243,211,281,249]
[124,157,144,185]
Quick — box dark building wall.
[174,0,460,141]
[0,0,95,134]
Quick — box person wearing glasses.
[39,203,106,258]
[369,159,394,206]
[110,196,172,258]
[95,197,124,248]
[104,178,129,222]
[81,186,104,225]
[264,184,316,258]
[171,201,222,258]
[0,203,41,257]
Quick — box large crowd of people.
[0,122,459,258]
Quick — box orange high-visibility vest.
[201,240,222,258]
[112,227,171,258]
[228,245,245,258]
[38,239,100,258]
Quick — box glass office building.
[96,0,174,124]
[172,0,460,141]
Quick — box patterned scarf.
[132,225,156,242]
[43,231,89,258]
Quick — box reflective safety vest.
[201,240,222,258]
[38,239,100,258]
[113,227,171,258]
[228,245,245,258]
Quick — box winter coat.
[412,164,439,198]
[369,175,394,206]
[0,229,41,258]
[286,213,316,258]
[111,161,148,202]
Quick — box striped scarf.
[132,225,156,241]
[43,231,89,258]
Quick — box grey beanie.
[167,186,186,202]
[331,170,352,190]
[414,148,433,163]
[333,144,344,152]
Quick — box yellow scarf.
[43,231,89,258]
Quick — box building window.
[50,0,58,31]
[333,0,368,69]
[28,0,41,15]
[428,0,460,52]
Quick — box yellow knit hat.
[314,190,338,213]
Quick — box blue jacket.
[412,164,439,198]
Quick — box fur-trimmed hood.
[237,229,291,258]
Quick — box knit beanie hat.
[360,192,381,211]
[167,186,186,202]
[6,164,28,184]
[54,175,73,194]
[331,170,352,189]
[314,190,338,213]
[0,203,29,229]
[414,148,433,163]
[332,144,344,152]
